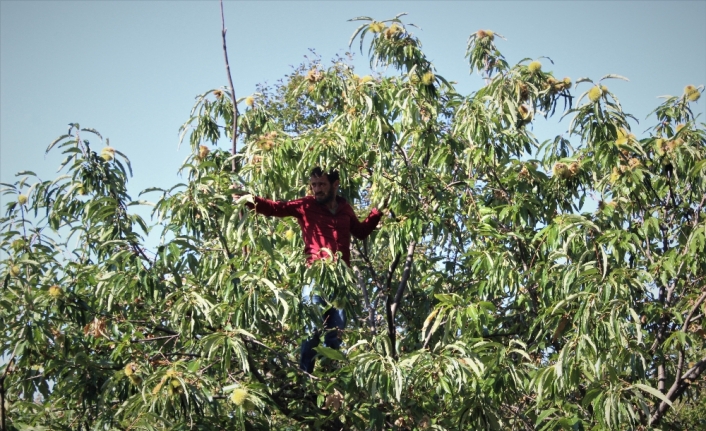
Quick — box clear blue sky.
[2,1,705,212]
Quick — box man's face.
[310,175,338,204]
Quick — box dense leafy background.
[2,15,705,430]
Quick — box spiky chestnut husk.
[666,139,683,153]
[101,147,115,161]
[485,30,494,39]
[395,417,407,427]
[684,85,700,102]
[48,285,63,299]
[369,22,385,33]
[552,162,568,178]
[198,145,210,160]
[519,165,530,178]
[628,158,641,169]
[324,390,344,411]
[518,105,532,120]
[10,265,21,277]
[306,69,323,83]
[384,24,401,39]
[11,239,24,252]
[568,162,580,176]
[213,89,223,99]
[124,363,136,377]
[615,128,630,146]
[610,167,621,183]
[245,96,254,107]
[17,194,28,205]
[563,77,572,88]
[359,75,373,84]
[421,72,435,86]
[285,229,295,241]
[476,29,487,39]
[257,134,275,150]
[528,61,542,73]
[588,86,602,102]
[654,138,666,156]
[231,388,248,406]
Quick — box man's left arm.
[349,207,383,240]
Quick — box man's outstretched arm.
[247,196,301,218]
[232,187,300,218]
[350,207,383,240]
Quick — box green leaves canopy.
[1,15,705,431]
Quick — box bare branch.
[131,334,179,343]
[683,289,706,333]
[390,241,417,319]
[385,241,416,360]
[651,355,706,425]
[353,265,376,334]
[220,0,239,172]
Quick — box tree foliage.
[2,14,705,431]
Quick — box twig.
[353,241,383,299]
[1,344,19,431]
[131,334,180,344]
[220,0,239,172]
[386,241,416,359]
[683,289,706,333]
[353,265,376,334]
[390,241,417,318]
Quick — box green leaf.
[315,346,346,361]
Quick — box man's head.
[309,167,340,205]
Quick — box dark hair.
[309,167,339,184]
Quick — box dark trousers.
[299,295,346,373]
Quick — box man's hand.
[373,196,394,220]
[230,184,249,201]
[374,195,390,211]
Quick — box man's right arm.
[232,186,301,218]
[247,196,301,218]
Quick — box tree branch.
[353,241,383,293]
[683,289,706,333]
[391,241,417,319]
[353,265,376,334]
[220,0,239,172]
[650,354,706,425]
[385,241,416,360]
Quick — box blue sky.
[2,1,705,216]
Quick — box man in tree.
[237,167,383,372]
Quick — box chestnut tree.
[2,14,705,431]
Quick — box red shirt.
[249,195,381,265]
